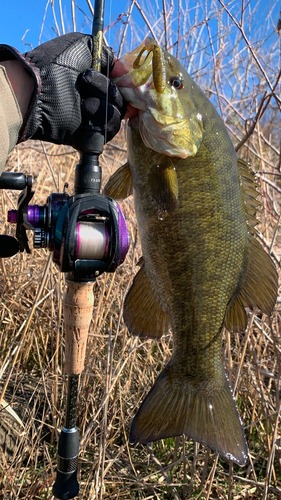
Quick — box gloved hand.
[0,33,126,149]
[78,69,126,143]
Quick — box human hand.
[77,68,127,145]
[0,33,126,148]
[110,59,138,120]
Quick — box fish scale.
[105,37,278,465]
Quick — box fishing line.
[103,0,112,144]
[76,221,108,259]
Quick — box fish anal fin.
[104,162,133,200]
[130,364,248,466]
[224,292,248,333]
[124,264,169,339]
[240,235,277,316]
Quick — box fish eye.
[170,77,184,90]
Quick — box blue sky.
[0,0,132,53]
[1,0,279,103]
[1,1,279,60]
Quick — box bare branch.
[71,0,76,32]
[218,0,281,108]
[85,0,94,17]
[235,92,270,152]
[162,0,168,50]
[118,1,135,58]
[58,0,65,34]
[131,0,159,44]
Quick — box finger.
[101,45,115,74]
[81,98,119,124]
[124,104,139,120]
[79,70,124,109]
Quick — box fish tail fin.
[130,363,248,465]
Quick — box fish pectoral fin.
[103,162,133,200]
[149,161,179,212]
[130,364,248,466]
[225,234,277,333]
[124,264,169,339]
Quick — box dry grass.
[1,0,281,498]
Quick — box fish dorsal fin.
[103,162,133,200]
[225,235,278,333]
[237,158,262,233]
[149,160,179,213]
[224,160,278,333]
[124,263,170,339]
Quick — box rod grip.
[64,280,94,375]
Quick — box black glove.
[78,69,126,143]
[0,33,126,149]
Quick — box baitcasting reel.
[0,170,129,281]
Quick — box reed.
[0,0,280,498]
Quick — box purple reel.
[116,203,129,267]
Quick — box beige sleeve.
[0,66,22,174]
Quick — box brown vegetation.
[0,0,280,498]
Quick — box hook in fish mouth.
[133,37,166,94]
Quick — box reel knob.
[0,235,20,257]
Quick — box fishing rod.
[52,1,109,497]
[0,0,129,498]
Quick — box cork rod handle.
[63,279,94,375]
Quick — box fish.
[104,38,278,465]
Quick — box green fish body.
[105,39,277,465]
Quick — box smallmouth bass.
[105,38,278,465]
